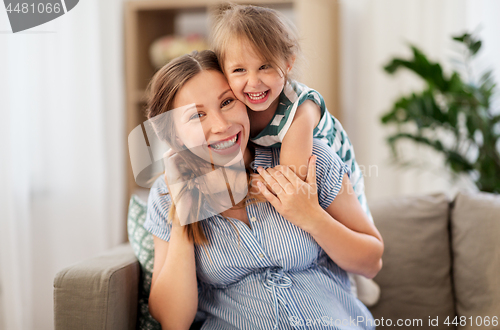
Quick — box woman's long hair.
[146,50,262,251]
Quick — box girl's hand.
[256,155,322,232]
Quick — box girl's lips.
[245,90,270,104]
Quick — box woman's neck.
[243,143,255,169]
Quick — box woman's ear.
[174,135,185,149]
[287,55,296,73]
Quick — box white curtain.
[0,0,125,329]
[340,0,500,201]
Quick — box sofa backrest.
[368,193,455,329]
[368,192,500,330]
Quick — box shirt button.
[258,253,264,259]
[250,217,257,222]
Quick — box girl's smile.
[245,90,270,104]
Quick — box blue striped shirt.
[144,139,375,330]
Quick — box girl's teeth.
[211,135,237,150]
[247,91,267,100]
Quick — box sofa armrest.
[54,243,140,330]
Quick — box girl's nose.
[247,72,261,87]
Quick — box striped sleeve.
[143,176,173,242]
[313,139,351,210]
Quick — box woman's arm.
[279,100,321,181]
[256,156,384,279]
[306,172,383,279]
[149,227,198,330]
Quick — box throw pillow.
[451,191,500,329]
[127,194,161,330]
[127,194,207,330]
[368,193,456,329]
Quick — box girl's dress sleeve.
[143,176,173,242]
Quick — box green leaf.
[452,32,470,43]
[381,30,499,193]
[470,41,482,56]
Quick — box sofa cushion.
[451,191,500,329]
[368,193,456,329]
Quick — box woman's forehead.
[174,70,229,107]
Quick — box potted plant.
[380,32,500,193]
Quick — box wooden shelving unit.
[124,0,340,204]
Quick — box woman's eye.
[221,98,234,108]
[189,112,204,120]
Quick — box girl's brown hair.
[211,3,302,81]
[145,50,262,250]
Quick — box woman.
[144,50,384,330]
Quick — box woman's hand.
[163,149,194,227]
[256,155,322,232]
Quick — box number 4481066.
[444,316,498,327]
[5,2,61,14]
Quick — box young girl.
[211,4,373,223]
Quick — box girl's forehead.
[224,36,287,68]
[226,37,265,60]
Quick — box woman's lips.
[208,132,241,156]
[245,90,269,104]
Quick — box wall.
[339,0,500,202]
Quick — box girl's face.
[171,70,250,166]
[223,39,292,114]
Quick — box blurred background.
[0,0,499,329]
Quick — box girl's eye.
[221,98,234,108]
[233,68,244,73]
[259,64,270,70]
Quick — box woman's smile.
[172,70,250,167]
[209,132,239,150]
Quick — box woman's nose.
[210,111,231,133]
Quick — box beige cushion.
[451,192,500,329]
[368,194,455,329]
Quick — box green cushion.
[127,194,161,330]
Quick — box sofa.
[53,192,500,329]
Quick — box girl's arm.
[256,157,384,279]
[148,227,198,330]
[279,100,321,181]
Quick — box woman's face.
[171,70,250,167]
